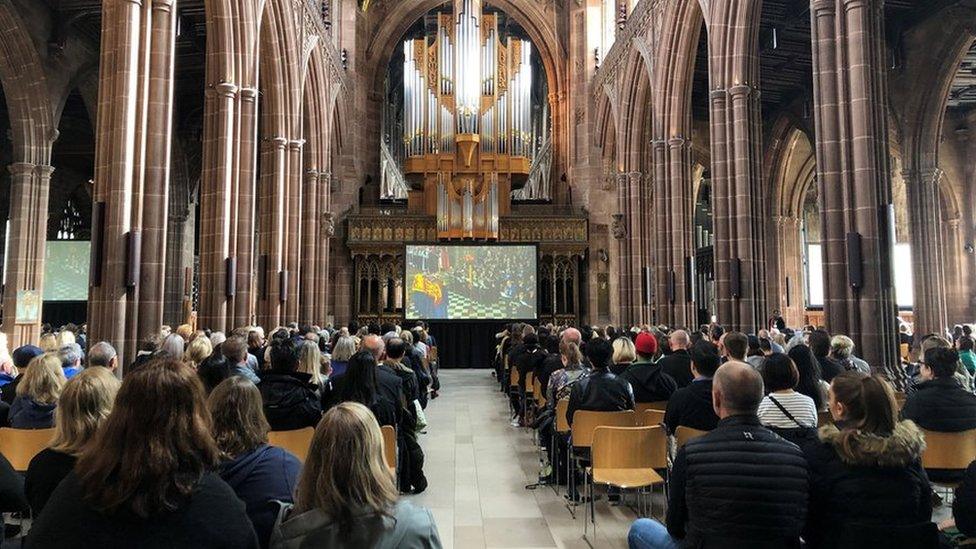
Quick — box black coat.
[620,361,677,403]
[26,472,258,548]
[666,415,808,548]
[801,421,937,549]
[515,346,547,390]
[566,370,634,426]
[25,449,75,515]
[954,460,976,538]
[817,356,844,383]
[257,371,322,431]
[657,350,693,388]
[901,377,976,432]
[663,379,719,435]
[535,353,564,395]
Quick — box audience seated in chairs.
[757,353,818,430]
[663,340,721,435]
[566,338,635,427]
[25,367,120,515]
[10,354,66,430]
[208,376,301,548]
[257,338,322,431]
[619,332,677,404]
[270,402,442,549]
[801,372,937,549]
[27,359,259,548]
[657,331,693,388]
[901,347,976,433]
[628,362,809,548]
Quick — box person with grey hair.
[209,331,227,349]
[87,342,118,373]
[59,343,84,379]
[629,361,809,548]
[157,333,186,360]
[329,336,357,380]
[828,335,870,374]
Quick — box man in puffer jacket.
[629,362,809,548]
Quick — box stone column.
[614,173,632,324]
[810,0,898,369]
[256,137,288,328]
[667,138,696,327]
[904,167,948,338]
[283,139,304,323]
[2,163,53,347]
[89,0,179,367]
[232,87,259,329]
[163,206,192,326]
[627,172,644,324]
[651,139,671,326]
[299,169,320,325]
[772,215,804,327]
[317,173,333,325]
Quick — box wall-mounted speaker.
[125,230,141,289]
[258,255,268,299]
[279,270,288,303]
[730,258,741,299]
[685,256,695,303]
[225,257,237,298]
[785,276,791,308]
[847,232,864,290]
[668,270,676,304]
[89,202,106,287]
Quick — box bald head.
[561,328,581,344]
[670,330,690,351]
[362,334,385,361]
[712,361,764,418]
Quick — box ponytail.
[560,341,582,366]
[830,372,898,452]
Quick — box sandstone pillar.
[810,0,898,369]
[904,167,948,338]
[300,169,320,325]
[2,163,53,347]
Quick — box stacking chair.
[567,410,636,513]
[634,401,668,414]
[0,428,54,471]
[534,377,546,408]
[921,428,976,498]
[585,426,668,538]
[523,371,535,422]
[550,399,570,494]
[640,409,666,427]
[673,426,707,450]
[268,427,315,463]
[381,425,398,479]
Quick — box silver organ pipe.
[455,0,482,135]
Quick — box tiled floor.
[406,369,648,549]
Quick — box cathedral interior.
[0,0,972,369]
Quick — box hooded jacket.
[258,371,322,431]
[270,500,442,549]
[219,445,301,549]
[663,379,719,435]
[9,396,56,429]
[901,376,976,432]
[802,420,937,549]
[620,360,678,403]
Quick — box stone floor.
[405,369,652,549]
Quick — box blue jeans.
[628,519,680,549]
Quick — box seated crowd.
[497,319,976,548]
[0,320,443,548]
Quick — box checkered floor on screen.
[448,293,511,319]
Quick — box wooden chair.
[381,425,397,479]
[508,365,519,390]
[673,426,707,449]
[635,401,668,414]
[585,426,667,537]
[534,377,546,407]
[640,409,665,427]
[817,410,834,427]
[554,399,570,434]
[568,410,637,508]
[921,428,976,489]
[0,428,54,471]
[268,427,315,463]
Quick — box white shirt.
[757,390,818,429]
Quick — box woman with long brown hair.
[802,372,936,548]
[27,359,258,548]
[209,376,301,548]
[271,402,441,549]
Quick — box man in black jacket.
[657,330,694,387]
[621,332,677,403]
[663,340,721,435]
[902,347,976,432]
[566,339,634,426]
[629,362,808,548]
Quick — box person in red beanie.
[620,332,677,404]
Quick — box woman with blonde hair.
[298,340,325,389]
[271,402,441,548]
[10,353,66,429]
[184,336,214,370]
[330,336,357,380]
[611,337,637,375]
[38,333,58,353]
[209,377,301,548]
[56,330,76,348]
[0,333,16,385]
[25,367,120,513]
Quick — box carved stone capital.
[288,139,306,151]
[215,82,238,98]
[7,163,36,176]
[240,87,259,102]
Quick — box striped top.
[757,390,818,429]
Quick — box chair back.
[640,409,665,427]
[817,410,834,427]
[381,425,397,475]
[634,401,668,414]
[593,426,667,470]
[555,399,570,433]
[534,377,545,406]
[571,410,637,449]
[674,426,708,449]
[921,428,976,471]
[509,365,519,388]
[267,427,315,462]
[524,372,535,395]
[0,428,54,471]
